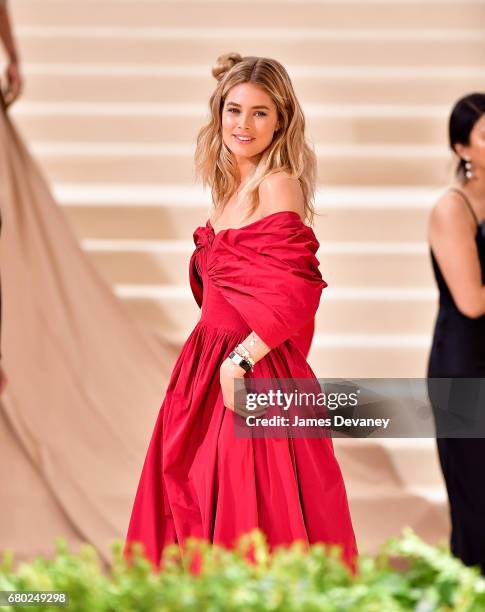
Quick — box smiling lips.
[233,134,255,144]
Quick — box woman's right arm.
[428,192,485,318]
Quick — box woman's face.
[456,113,485,174]
[221,82,280,163]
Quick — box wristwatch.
[228,350,252,373]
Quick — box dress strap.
[448,187,480,226]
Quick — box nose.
[237,113,252,130]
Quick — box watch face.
[230,351,250,372]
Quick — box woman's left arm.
[220,331,270,412]
[220,172,305,412]
[0,0,23,107]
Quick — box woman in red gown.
[124,53,357,570]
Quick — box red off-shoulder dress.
[124,211,357,569]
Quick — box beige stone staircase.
[7,0,485,549]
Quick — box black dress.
[427,187,485,574]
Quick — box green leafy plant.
[1,528,484,611]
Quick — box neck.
[235,156,260,185]
[459,172,485,201]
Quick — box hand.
[3,61,23,107]
[220,357,246,412]
[0,364,7,395]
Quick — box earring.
[464,159,473,180]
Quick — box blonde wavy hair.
[194,52,318,225]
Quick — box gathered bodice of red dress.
[188,210,327,357]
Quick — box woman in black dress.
[427,93,485,574]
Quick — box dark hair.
[449,93,485,178]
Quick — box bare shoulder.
[258,171,305,221]
[429,190,475,234]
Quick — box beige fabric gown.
[0,97,177,567]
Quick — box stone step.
[15,28,485,66]
[332,438,448,550]
[82,241,435,287]
[12,103,448,146]
[113,284,437,338]
[19,66,485,105]
[138,315,431,377]
[12,0,485,30]
[334,438,445,496]
[310,342,430,378]
[32,143,453,185]
[61,201,430,242]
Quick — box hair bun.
[212,52,243,81]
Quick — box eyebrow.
[226,101,270,110]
